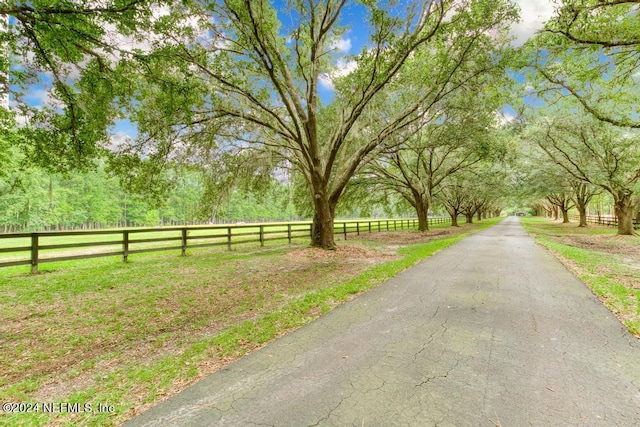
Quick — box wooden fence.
[0,217,451,273]
[569,215,640,229]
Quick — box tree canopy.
[4,0,640,239]
[107,0,518,247]
[0,0,188,172]
[524,0,640,128]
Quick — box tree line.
[0,160,302,232]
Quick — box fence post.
[181,228,187,256]
[378,221,381,232]
[227,227,232,250]
[343,222,347,240]
[122,231,129,263]
[368,221,371,233]
[30,234,39,274]
[259,225,264,247]
[287,224,292,244]
[356,222,360,236]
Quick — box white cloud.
[495,110,516,125]
[104,130,134,151]
[335,59,357,76]
[318,73,334,91]
[511,0,556,46]
[332,37,352,53]
[25,88,66,109]
[101,5,208,60]
[319,58,358,91]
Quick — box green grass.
[0,217,501,426]
[521,217,640,336]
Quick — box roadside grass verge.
[520,217,640,337]
[0,218,501,426]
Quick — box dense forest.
[0,156,417,232]
[0,160,305,232]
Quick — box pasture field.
[0,219,500,426]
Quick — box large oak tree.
[114,0,518,248]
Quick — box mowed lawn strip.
[521,217,640,337]
[0,218,501,426]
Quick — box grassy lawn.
[0,218,501,426]
[520,217,640,337]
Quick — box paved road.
[125,217,640,426]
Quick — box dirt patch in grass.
[287,242,398,262]
[347,227,458,245]
[560,234,640,263]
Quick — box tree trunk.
[552,205,558,220]
[561,208,570,223]
[577,205,587,227]
[450,213,459,227]
[476,211,482,221]
[311,192,337,249]
[465,213,473,224]
[415,200,430,232]
[615,193,634,236]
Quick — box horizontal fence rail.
[569,215,640,229]
[0,217,452,273]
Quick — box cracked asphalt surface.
[124,217,640,426]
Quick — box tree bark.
[561,208,570,223]
[615,193,634,235]
[311,190,337,249]
[415,199,430,232]
[577,205,588,227]
[465,213,473,224]
[450,213,459,227]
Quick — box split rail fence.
[0,217,451,273]
[569,215,640,229]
